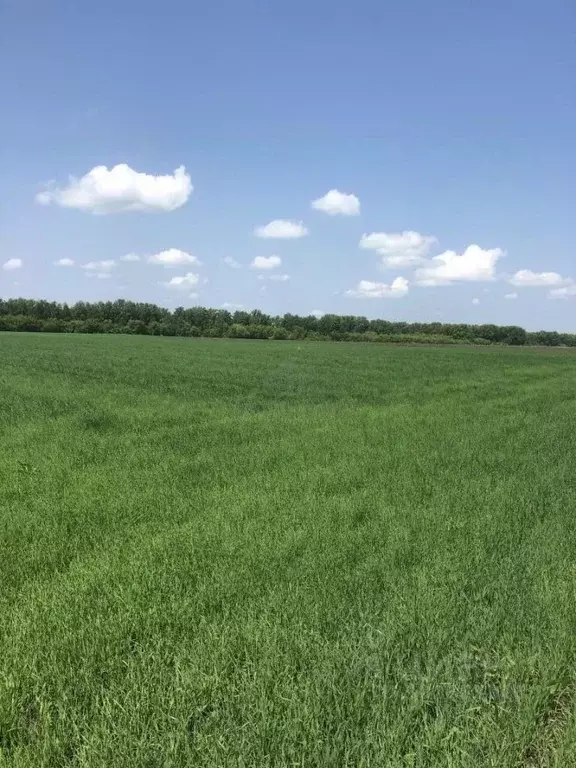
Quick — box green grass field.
[1,333,576,767]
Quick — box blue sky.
[1,0,575,328]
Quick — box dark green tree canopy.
[0,298,571,346]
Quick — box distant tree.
[0,296,573,347]
[125,319,148,335]
[271,326,289,340]
[43,319,66,333]
[501,326,527,346]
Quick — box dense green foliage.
[0,297,573,345]
[1,334,576,766]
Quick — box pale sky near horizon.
[1,0,575,329]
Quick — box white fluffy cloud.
[359,231,436,267]
[311,310,324,318]
[222,302,244,310]
[415,245,504,286]
[223,256,241,268]
[549,284,576,299]
[251,255,281,270]
[36,164,192,214]
[504,292,518,300]
[165,273,199,289]
[254,220,308,239]
[508,269,570,287]
[472,298,480,305]
[311,189,360,216]
[3,258,22,271]
[121,253,140,262]
[148,248,200,266]
[54,258,75,267]
[346,277,409,299]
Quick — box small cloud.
[121,253,140,262]
[83,259,115,279]
[54,258,75,267]
[36,164,192,214]
[251,255,281,270]
[311,189,360,216]
[223,256,241,269]
[415,245,504,286]
[360,231,436,268]
[3,258,22,271]
[148,248,200,266]
[84,259,115,272]
[346,277,409,299]
[254,220,308,239]
[509,269,570,287]
[257,273,290,282]
[165,272,199,289]
[311,309,324,319]
[222,302,244,310]
[472,297,480,305]
[504,292,518,300]
[549,284,576,299]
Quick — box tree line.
[0,298,573,346]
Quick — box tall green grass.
[1,334,576,766]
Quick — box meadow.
[1,333,576,767]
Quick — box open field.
[1,333,576,767]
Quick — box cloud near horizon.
[415,245,504,286]
[83,259,115,278]
[346,277,409,299]
[148,248,200,266]
[27,163,571,317]
[165,273,199,289]
[360,231,436,268]
[549,284,576,299]
[509,269,571,287]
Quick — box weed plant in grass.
[1,333,576,767]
